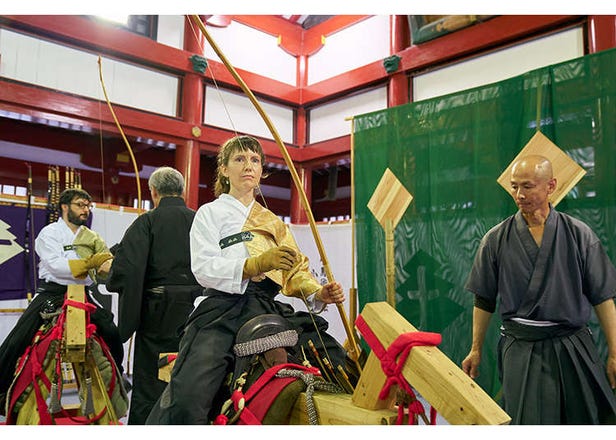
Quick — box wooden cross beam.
[354,302,510,425]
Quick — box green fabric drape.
[353,47,616,398]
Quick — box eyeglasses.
[71,202,93,210]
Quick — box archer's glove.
[68,259,89,280]
[86,252,113,270]
[68,252,113,280]
[243,245,297,278]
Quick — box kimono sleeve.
[34,226,75,281]
[190,204,245,293]
[106,215,150,342]
[464,230,499,303]
[278,223,321,299]
[583,240,616,306]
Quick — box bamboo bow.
[97,56,142,215]
[189,15,360,365]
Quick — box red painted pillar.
[290,164,312,224]
[588,15,616,53]
[290,54,310,224]
[388,15,410,108]
[176,17,204,210]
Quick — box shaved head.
[511,155,553,182]
[510,154,556,218]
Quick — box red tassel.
[214,414,228,425]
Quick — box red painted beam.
[195,129,350,168]
[199,125,302,164]
[588,15,616,53]
[0,117,178,172]
[302,60,387,104]
[389,15,410,107]
[0,79,192,144]
[296,136,351,164]
[2,14,584,111]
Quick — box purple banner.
[0,203,47,301]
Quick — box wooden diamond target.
[367,168,413,230]
[497,131,586,207]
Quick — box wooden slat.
[351,351,395,410]
[64,284,86,363]
[497,131,586,207]
[158,352,175,382]
[359,302,511,425]
[290,391,398,425]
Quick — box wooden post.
[367,168,413,305]
[351,351,395,410]
[158,352,175,382]
[385,218,395,306]
[64,284,86,362]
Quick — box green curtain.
[353,47,616,398]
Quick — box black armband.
[474,295,496,313]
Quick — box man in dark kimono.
[462,154,616,424]
[107,167,202,424]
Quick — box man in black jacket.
[107,166,202,424]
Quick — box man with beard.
[0,188,124,413]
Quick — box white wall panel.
[157,15,185,49]
[204,85,294,143]
[203,21,296,86]
[109,61,179,115]
[281,222,355,345]
[308,16,390,85]
[0,29,179,117]
[413,27,585,102]
[1,28,45,85]
[309,87,387,143]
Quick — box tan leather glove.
[68,259,89,280]
[85,252,113,270]
[68,252,113,280]
[96,258,113,278]
[243,245,297,278]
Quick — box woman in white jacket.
[146,135,353,425]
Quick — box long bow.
[97,56,142,215]
[189,15,360,364]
